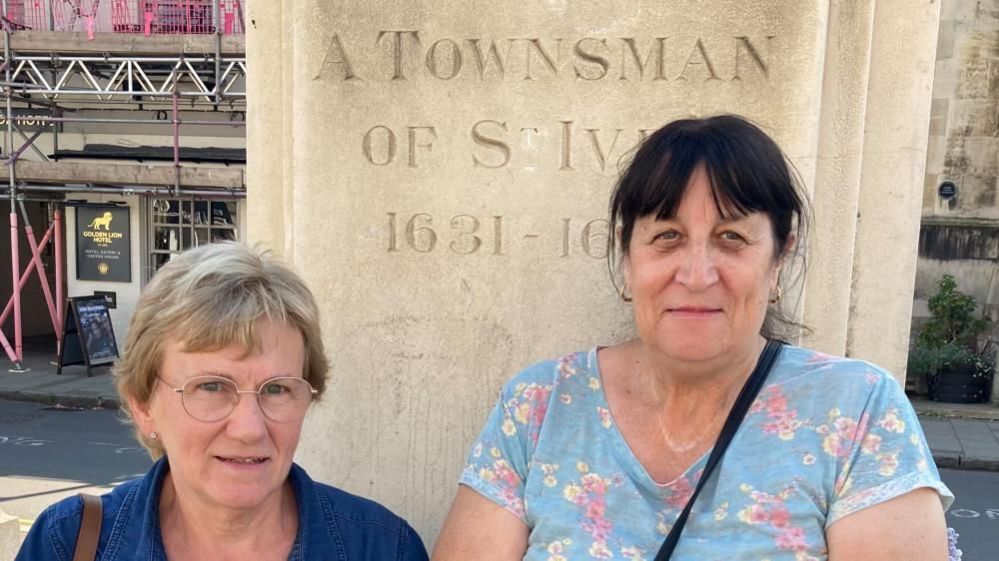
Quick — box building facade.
[917,0,999,403]
[0,0,246,365]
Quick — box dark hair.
[608,114,809,337]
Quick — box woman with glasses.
[16,243,428,561]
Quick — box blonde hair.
[115,242,328,458]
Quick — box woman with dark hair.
[435,115,953,560]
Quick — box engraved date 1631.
[386,212,608,258]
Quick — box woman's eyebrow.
[716,209,766,225]
[189,370,234,380]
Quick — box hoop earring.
[769,285,783,305]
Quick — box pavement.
[0,345,998,471]
[913,399,999,471]
[0,347,117,409]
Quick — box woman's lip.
[214,455,271,463]
[667,307,722,313]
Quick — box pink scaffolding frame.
[3,0,245,35]
[108,0,245,36]
[3,0,45,31]
[0,0,246,370]
[0,93,243,368]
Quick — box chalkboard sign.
[57,296,119,376]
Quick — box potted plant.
[907,274,994,403]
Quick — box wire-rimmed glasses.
[162,376,317,422]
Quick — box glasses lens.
[181,376,238,422]
[258,377,314,421]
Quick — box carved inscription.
[317,32,773,82]
[388,213,504,255]
[363,126,438,167]
[387,213,608,258]
[364,121,655,171]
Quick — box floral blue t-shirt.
[460,345,954,561]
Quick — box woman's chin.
[207,485,278,511]
[200,467,287,511]
[647,338,731,365]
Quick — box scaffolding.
[0,0,247,369]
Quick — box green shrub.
[909,274,993,386]
[918,274,988,349]
[907,341,992,382]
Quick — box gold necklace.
[639,339,765,464]
[651,367,748,455]
[655,408,724,454]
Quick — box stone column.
[247,0,940,541]
[246,0,293,256]
[801,0,875,355]
[847,0,941,375]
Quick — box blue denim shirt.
[15,458,428,561]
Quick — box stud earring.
[620,285,633,303]
[149,432,158,440]
[769,285,783,304]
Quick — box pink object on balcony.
[52,0,103,34]
[6,0,247,35]
[4,0,48,30]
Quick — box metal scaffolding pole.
[0,52,247,105]
[172,87,181,196]
[2,0,25,370]
[11,121,49,161]
[214,0,222,107]
[17,115,246,126]
[13,184,245,198]
[53,206,62,351]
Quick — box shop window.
[147,197,238,275]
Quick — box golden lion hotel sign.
[76,206,131,282]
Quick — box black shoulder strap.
[73,493,102,561]
[653,339,784,561]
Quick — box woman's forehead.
[637,208,769,229]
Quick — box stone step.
[0,508,24,560]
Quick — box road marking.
[0,436,50,446]
[948,508,999,519]
[0,436,141,453]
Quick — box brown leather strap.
[73,493,102,561]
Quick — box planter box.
[929,363,990,403]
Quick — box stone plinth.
[0,509,22,560]
[247,0,941,542]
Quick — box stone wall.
[916,0,999,392]
[925,1,999,220]
[248,0,942,542]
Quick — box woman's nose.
[225,392,269,441]
[674,244,719,290]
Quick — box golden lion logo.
[88,212,113,230]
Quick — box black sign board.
[57,296,119,376]
[76,206,131,282]
[0,109,61,133]
[938,181,957,200]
